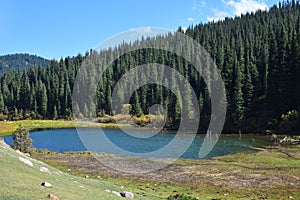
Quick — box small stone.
[121,191,134,199]
[105,189,111,193]
[41,182,52,188]
[67,168,71,172]
[55,171,62,176]
[289,196,294,199]
[112,191,121,197]
[40,167,51,174]
[48,194,59,200]
[120,185,124,189]
[24,153,31,157]
[85,175,89,178]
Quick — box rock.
[105,189,111,193]
[24,153,31,157]
[289,196,294,199]
[0,138,7,145]
[85,175,89,178]
[111,191,121,197]
[40,167,51,174]
[121,191,134,199]
[48,194,59,200]
[67,168,71,172]
[55,171,62,176]
[41,182,52,188]
[19,157,33,167]
[0,138,9,149]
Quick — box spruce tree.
[0,93,4,113]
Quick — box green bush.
[0,113,8,121]
[167,194,198,200]
[279,110,300,133]
[11,125,33,153]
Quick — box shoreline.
[1,120,299,199]
[0,120,135,136]
[0,119,274,137]
[32,144,300,199]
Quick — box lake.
[3,128,269,159]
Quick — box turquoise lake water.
[3,128,269,159]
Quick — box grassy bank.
[1,120,300,199]
[33,146,300,199]
[0,139,146,200]
[0,120,132,136]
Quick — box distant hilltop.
[0,53,50,74]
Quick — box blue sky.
[0,0,279,59]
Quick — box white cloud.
[207,16,223,22]
[182,27,188,33]
[187,17,195,21]
[207,8,230,22]
[207,0,269,22]
[201,1,206,7]
[193,0,206,11]
[226,0,268,16]
[130,26,152,34]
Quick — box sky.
[0,0,279,59]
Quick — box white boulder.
[121,191,134,199]
[41,182,52,187]
[111,191,121,197]
[19,157,33,167]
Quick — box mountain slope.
[0,2,300,133]
[0,138,142,200]
[0,54,50,74]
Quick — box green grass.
[0,120,133,136]
[33,147,300,200]
[0,139,147,200]
[1,120,300,199]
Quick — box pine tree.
[0,93,4,113]
[131,92,142,117]
[37,81,48,118]
[19,72,31,109]
[231,55,244,123]
[53,106,58,119]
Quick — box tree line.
[0,1,300,133]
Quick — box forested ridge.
[0,54,50,74]
[0,1,300,134]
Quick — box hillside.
[0,2,300,133]
[0,54,50,74]
[0,138,142,200]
